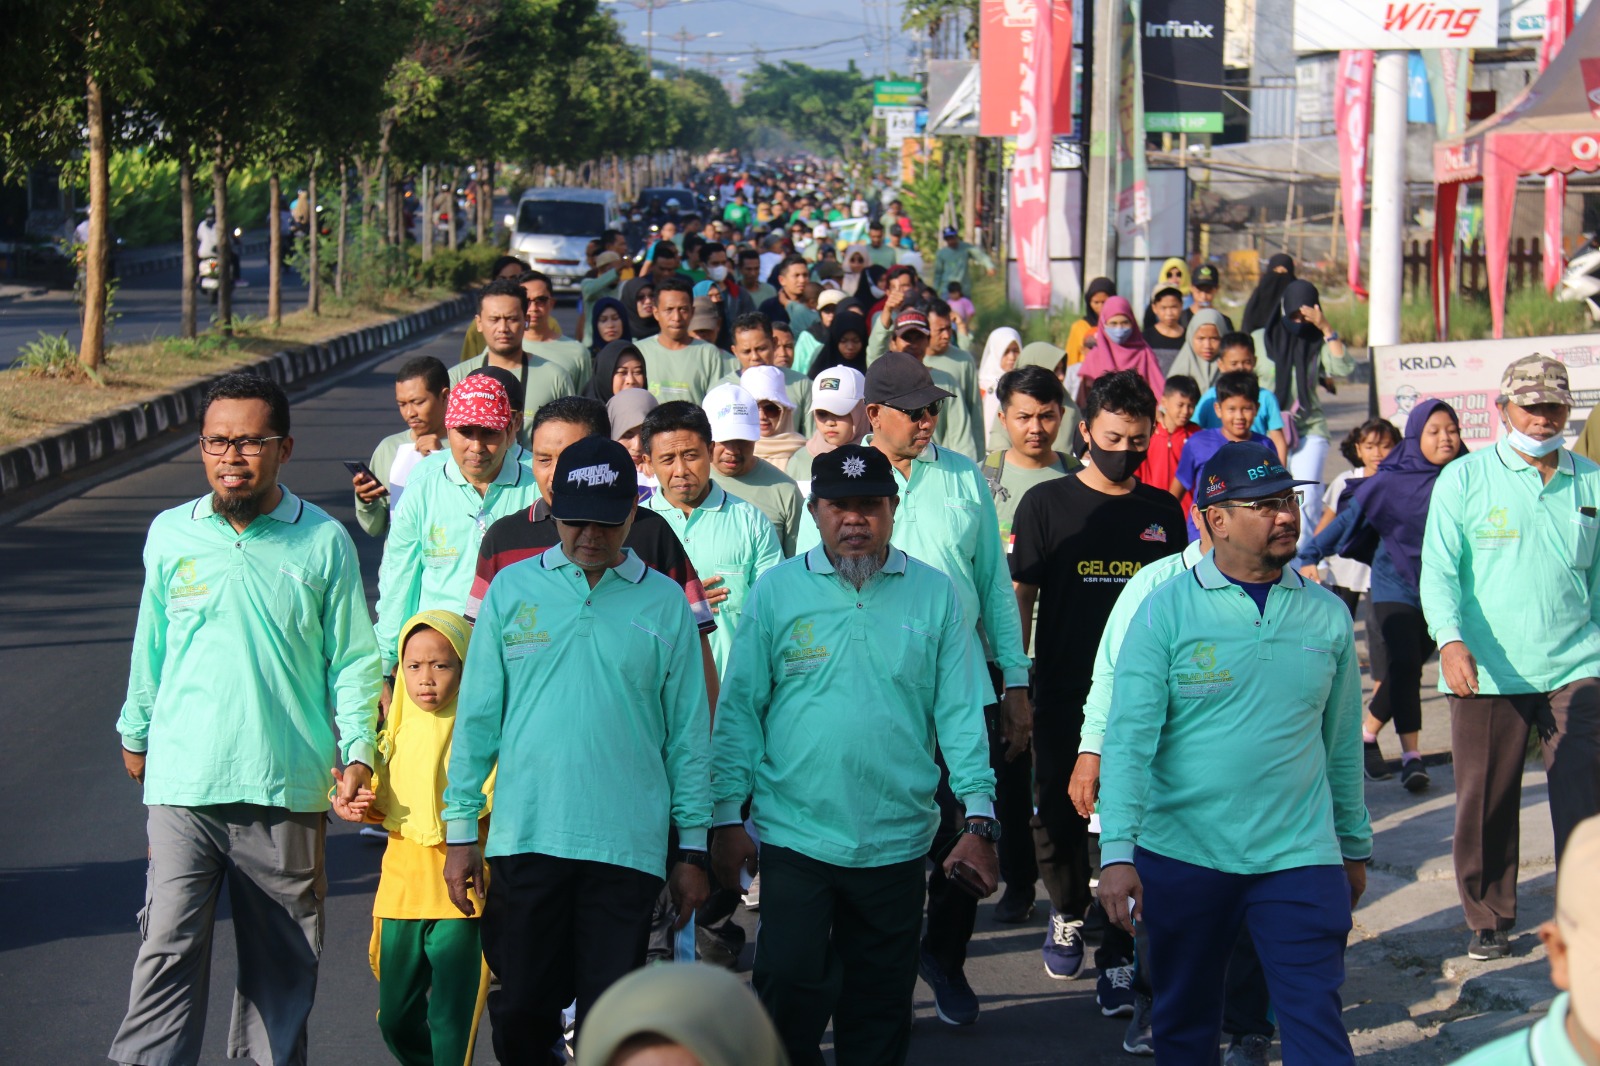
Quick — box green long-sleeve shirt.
[1420,441,1600,695]
[932,241,992,295]
[711,546,996,867]
[443,547,712,872]
[797,440,1031,687]
[374,453,540,670]
[354,429,408,538]
[926,346,985,459]
[117,489,381,812]
[1098,553,1372,873]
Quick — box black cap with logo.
[865,350,954,409]
[810,443,899,500]
[550,436,638,525]
[1192,263,1220,290]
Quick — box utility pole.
[1368,51,1407,347]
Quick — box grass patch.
[0,291,456,450]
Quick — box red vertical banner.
[1542,0,1574,292]
[1336,50,1374,299]
[979,0,1074,138]
[1012,0,1054,309]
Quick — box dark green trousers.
[752,845,926,1066]
[376,916,488,1066]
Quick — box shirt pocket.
[942,496,980,549]
[273,561,327,627]
[1566,513,1599,570]
[1296,638,1340,711]
[891,615,939,692]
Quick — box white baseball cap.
[810,365,866,416]
[702,382,760,442]
[740,365,794,409]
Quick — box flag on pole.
[1336,50,1374,298]
[1011,0,1055,310]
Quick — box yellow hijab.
[1158,257,1191,292]
[375,610,493,846]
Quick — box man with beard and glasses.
[710,444,997,1066]
[1009,370,1184,986]
[1096,441,1372,1065]
[111,374,382,1066]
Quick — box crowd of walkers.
[108,162,1600,1066]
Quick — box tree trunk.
[475,158,488,246]
[336,159,348,299]
[308,155,320,315]
[214,141,232,336]
[421,163,433,262]
[179,150,197,339]
[446,166,458,252]
[378,156,390,245]
[486,160,496,246]
[268,172,282,326]
[79,73,110,373]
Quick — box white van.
[508,188,622,294]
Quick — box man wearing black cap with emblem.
[1096,440,1373,1065]
[711,443,999,1066]
[441,436,713,1065]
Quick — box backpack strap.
[982,450,1008,502]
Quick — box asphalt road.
[0,246,306,369]
[0,304,1147,1065]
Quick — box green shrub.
[13,332,79,377]
[413,243,506,290]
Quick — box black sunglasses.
[886,400,943,421]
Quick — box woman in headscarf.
[985,342,1083,452]
[621,278,659,339]
[1254,277,1350,545]
[584,339,647,403]
[1142,258,1192,330]
[787,364,870,487]
[1240,252,1296,334]
[792,289,846,375]
[840,243,871,302]
[1065,277,1115,366]
[1077,294,1164,407]
[587,296,630,361]
[1294,399,1464,792]
[978,326,1023,445]
[692,278,735,350]
[806,303,869,380]
[573,959,788,1066]
[745,365,808,467]
[607,387,661,500]
[1164,307,1229,390]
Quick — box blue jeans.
[1136,848,1354,1065]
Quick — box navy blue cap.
[550,437,638,525]
[1196,441,1318,507]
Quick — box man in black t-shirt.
[1010,370,1184,985]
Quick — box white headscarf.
[979,327,1023,439]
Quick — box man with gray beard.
[711,443,998,1066]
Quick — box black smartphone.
[343,460,377,482]
[947,859,990,900]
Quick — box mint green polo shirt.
[1421,441,1600,695]
[1449,993,1585,1065]
[713,459,805,558]
[797,440,1031,687]
[1098,552,1372,873]
[524,335,592,395]
[442,546,712,873]
[374,451,541,669]
[646,485,783,677]
[117,488,381,812]
[635,335,727,405]
[711,546,996,868]
[449,352,577,447]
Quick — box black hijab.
[585,339,646,403]
[1263,278,1324,415]
[619,276,660,339]
[1241,254,1295,334]
[1081,277,1116,327]
[588,296,630,358]
[807,302,869,380]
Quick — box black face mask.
[1088,438,1148,484]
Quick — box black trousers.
[481,852,663,1066]
[754,845,926,1066]
[1032,697,1094,918]
[986,665,1039,892]
[923,751,979,972]
[1367,600,1435,736]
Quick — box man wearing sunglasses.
[517,269,592,394]
[1096,440,1373,1065]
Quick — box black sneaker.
[1364,740,1392,781]
[992,883,1035,924]
[1468,929,1511,960]
[1401,757,1431,792]
[919,947,980,1025]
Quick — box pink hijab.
[1080,294,1165,402]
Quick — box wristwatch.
[962,817,1002,844]
[677,849,710,870]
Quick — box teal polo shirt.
[442,546,712,874]
[1421,441,1600,695]
[1449,993,1587,1065]
[117,488,381,812]
[711,546,996,868]
[635,335,727,405]
[645,485,783,677]
[374,450,540,669]
[1099,552,1373,873]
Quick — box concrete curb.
[0,292,472,499]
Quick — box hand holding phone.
[346,461,388,503]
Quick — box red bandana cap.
[445,374,512,432]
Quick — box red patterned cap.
[445,374,512,432]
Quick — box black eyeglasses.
[886,400,943,421]
[199,435,284,456]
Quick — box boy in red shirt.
[1139,374,1200,501]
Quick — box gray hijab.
[1165,308,1229,390]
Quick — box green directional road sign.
[874,80,922,107]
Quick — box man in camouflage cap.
[1420,351,1600,962]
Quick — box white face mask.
[1503,418,1565,457]
[707,265,729,282]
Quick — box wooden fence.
[1401,238,1546,298]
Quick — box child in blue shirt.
[1195,333,1289,463]
[1177,370,1277,541]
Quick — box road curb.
[0,292,472,499]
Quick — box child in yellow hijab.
[333,610,492,1066]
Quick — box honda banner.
[980,0,1074,137]
[1336,50,1374,297]
[1011,0,1055,309]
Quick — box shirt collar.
[802,544,907,575]
[444,446,528,488]
[191,485,303,524]
[540,543,647,584]
[1494,437,1574,478]
[859,434,939,469]
[1194,550,1304,590]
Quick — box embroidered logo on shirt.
[515,603,539,631]
[1139,523,1168,543]
[790,619,815,647]
[1472,505,1520,548]
[1076,559,1143,582]
[425,524,459,563]
[1175,641,1233,696]
[503,601,551,654]
[169,557,210,600]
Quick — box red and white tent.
[1432,0,1600,338]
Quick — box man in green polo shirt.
[374,374,540,673]
[1097,441,1371,1065]
[710,443,999,1066]
[643,397,783,677]
[451,277,577,446]
[110,374,381,1066]
[1421,353,1600,962]
[353,355,450,537]
[517,270,592,393]
[442,436,711,1064]
[636,275,727,404]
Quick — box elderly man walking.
[110,374,382,1066]
[711,443,999,1066]
[1097,441,1373,1065]
[1421,353,1600,961]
